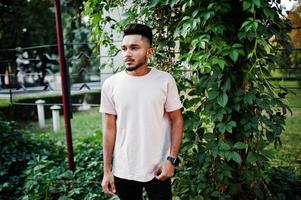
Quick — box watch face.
[167,156,179,166]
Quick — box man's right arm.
[101,113,117,196]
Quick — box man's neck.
[126,65,151,76]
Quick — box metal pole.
[53,0,75,171]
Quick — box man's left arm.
[155,109,183,180]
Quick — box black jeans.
[114,176,172,200]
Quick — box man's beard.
[125,57,148,72]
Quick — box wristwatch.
[167,156,180,166]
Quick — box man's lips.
[125,59,134,63]
[124,59,134,62]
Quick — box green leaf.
[222,78,231,92]
[219,140,231,151]
[225,121,237,133]
[243,92,256,104]
[181,21,191,37]
[213,111,224,122]
[232,43,244,49]
[231,152,242,164]
[234,104,240,111]
[217,93,228,107]
[208,90,220,100]
[148,0,160,8]
[227,121,237,128]
[253,0,261,7]
[225,151,232,161]
[212,57,227,70]
[229,50,239,63]
[211,191,220,197]
[192,10,198,18]
[246,152,257,164]
[233,142,248,149]
[243,1,251,11]
[170,0,179,7]
[217,122,226,134]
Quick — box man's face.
[121,34,152,71]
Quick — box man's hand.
[101,171,116,196]
[155,160,175,181]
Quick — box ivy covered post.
[85,0,291,199]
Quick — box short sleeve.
[99,81,117,115]
[165,75,182,112]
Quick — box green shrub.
[267,167,301,200]
[20,140,107,200]
[0,118,108,200]
[0,120,64,199]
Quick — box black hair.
[123,23,153,46]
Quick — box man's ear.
[146,48,153,58]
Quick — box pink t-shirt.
[100,67,182,182]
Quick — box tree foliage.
[85,0,292,199]
[285,4,301,86]
[61,0,98,82]
[0,0,56,61]
[0,0,56,49]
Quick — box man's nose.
[124,49,132,57]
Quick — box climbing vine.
[85,0,291,199]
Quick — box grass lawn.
[24,107,102,142]
[269,107,301,175]
[0,99,11,107]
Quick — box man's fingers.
[110,181,116,193]
[102,184,109,194]
[154,164,162,176]
[102,182,115,196]
[156,172,167,181]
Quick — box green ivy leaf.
[217,93,228,107]
[253,0,261,8]
[225,151,232,161]
[226,121,237,133]
[231,152,242,164]
[148,0,160,8]
[227,121,237,128]
[212,57,227,70]
[170,0,179,7]
[229,50,239,63]
[233,142,248,149]
[222,78,231,92]
[246,152,257,164]
[208,90,220,100]
[219,140,231,151]
[243,92,256,104]
[217,122,226,134]
[243,1,251,11]
[211,191,220,197]
[234,104,240,111]
[232,43,244,48]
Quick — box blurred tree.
[61,0,96,83]
[0,0,57,87]
[288,5,301,48]
[0,0,56,51]
[282,3,301,86]
[0,0,96,86]
[288,3,301,86]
